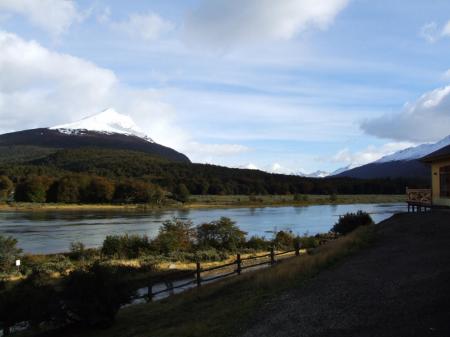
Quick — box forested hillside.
[0,147,429,204]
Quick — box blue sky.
[1,0,450,174]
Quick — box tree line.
[0,147,430,204]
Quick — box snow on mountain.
[50,108,153,142]
[330,166,351,176]
[376,135,450,163]
[302,170,330,178]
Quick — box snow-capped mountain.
[376,136,450,163]
[0,109,190,163]
[50,108,153,142]
[301,170,330,178]
[333,135,450,179]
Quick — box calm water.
[0,203,405,254]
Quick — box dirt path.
[238,212,450,337]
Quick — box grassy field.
[57,225,376,337]
[0,194,405,212]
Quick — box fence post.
[295,242,300,256]
[147,284,153,302]
[196,261,202,287]
[270,247,275,265]
[236,253,242,275]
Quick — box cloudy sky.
[0,0,449,174]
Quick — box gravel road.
[238,212,450,337]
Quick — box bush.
[331,211,374,235]
[245,236,270,251]
[297,235,319,249]
[63,263,135,327]
[273,230,295,250]
[27,255,73,275]
[197,217,247,251]
[101,234,152,259]
[153,219,196,254]
[70,241,87,260]
[329,193,338,202]
[0,235,22,274]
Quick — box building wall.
[431,158,450,207]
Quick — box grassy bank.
[0,194,405,212]
[59,225,376,337]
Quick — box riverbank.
[54,211,450,337]
[0,194,405,212]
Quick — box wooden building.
[422,144,450,207]
[407,144,450,210]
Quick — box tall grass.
[68,225,376,337]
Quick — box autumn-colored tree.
[83,177,115,203]
[0,176,13,201]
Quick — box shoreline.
[0,194,405,212]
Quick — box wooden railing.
[146,244,302,301]
[406,188,432,205]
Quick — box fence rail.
[146,243,301,301]
[406,187,432,213]
[406,188,432,205]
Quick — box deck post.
[196,261,201,287]
[236,253,241,275]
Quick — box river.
[0,203,405,254]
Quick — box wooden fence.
[147,243,301,301]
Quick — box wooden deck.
[406,188,432,212]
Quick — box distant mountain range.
[0,108,190,163]
[332,135,450,179]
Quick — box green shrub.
[0,235,22,274]
[153,219,196,254]
[331,211,374,235]
[297,235,319,249]
[101,234,152,259]
[273,230,295,250]
[245,236,270,250]
[329,193,338,202]
[194,249,228,262]
[30,255,73,275]
[197,217,246,251]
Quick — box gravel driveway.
[238,212,450,337]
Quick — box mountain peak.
[50,108,153,142]
[375,135,450,163]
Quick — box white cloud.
[419,20,450,43]
[361,85,450,142]
[443,21,450,36]
[184,0,350,49]
[332,142,414,168]
[0,0,81,36]
[442,69,450,80]
[109,12,174,41]
[0,30,247,163]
